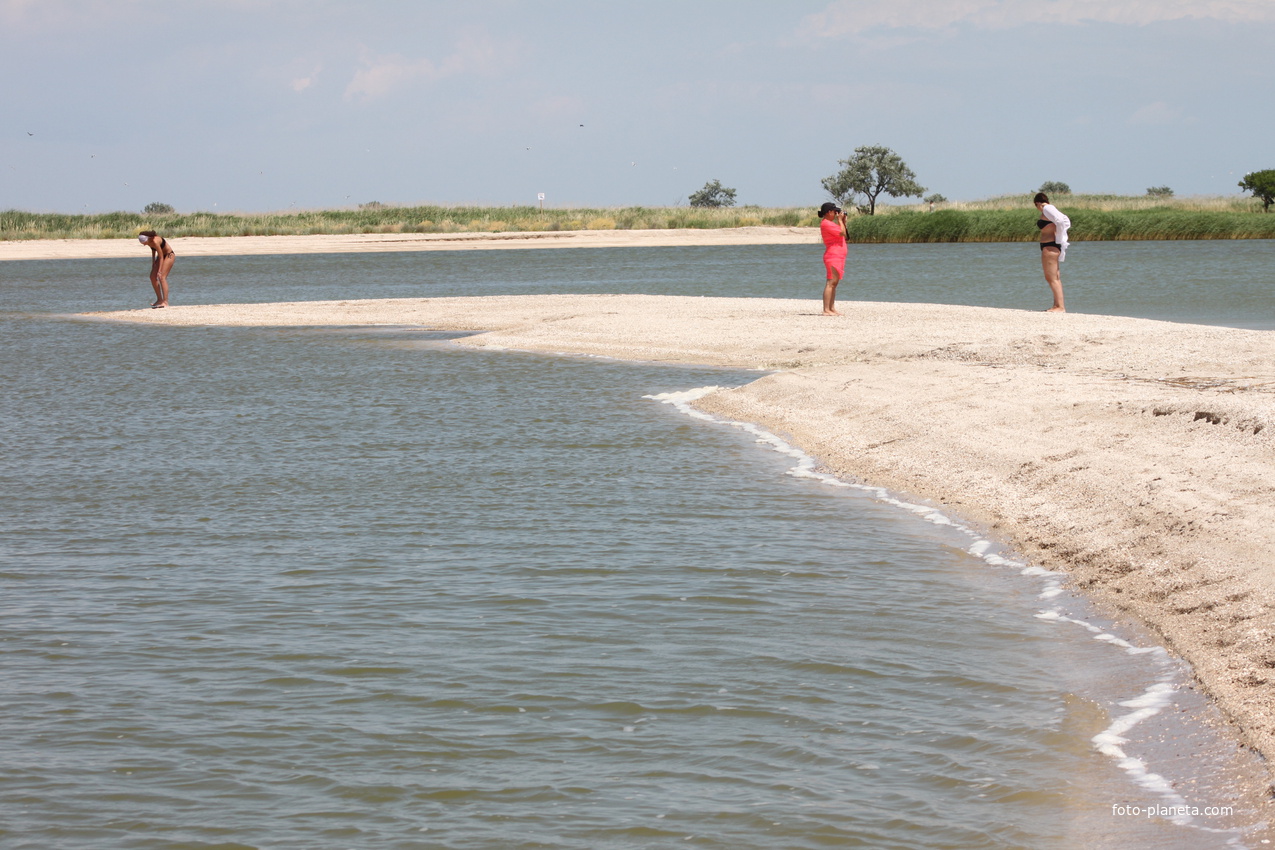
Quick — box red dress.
[821,219,847,277]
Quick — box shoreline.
[0,227,813,261]
[6,226,1271,264]
[80,294,1275,802]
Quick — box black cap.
[819,202,841,216]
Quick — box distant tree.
[822,145,925,215]
[143,202,175,214]
[1145,186,1174,198]
[924,193,947,205]
[1238,170,1275,213]
[1037,181,1071,195]
[688,179,737,208]
[359,201,385,210]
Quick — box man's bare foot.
[152,303,167,309]
[822,309,842,316]
[1046,306,1065,313]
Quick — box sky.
[2,0,1271,213]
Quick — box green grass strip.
[3,199,1272,242]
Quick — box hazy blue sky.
[3,0,1271,213]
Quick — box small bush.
[586,217,617,230]
[1038,181,1071,195]
[143,202,175,215]
[688,180,737,208]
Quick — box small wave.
[648,383,1244,842]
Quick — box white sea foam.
[648,384,1234,837]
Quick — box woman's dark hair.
[1033,192,1049,205]
[818,201,841,216]
[139,230,158,238]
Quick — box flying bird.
[27,132,34,136]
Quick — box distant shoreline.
[5,218,1275,262]
[4,196,1273,247]
[0,227,814,261]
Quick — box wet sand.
[83,292,1275,801]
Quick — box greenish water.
[1,242,1269,848]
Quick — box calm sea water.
[1,241,1271,848]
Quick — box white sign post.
[537,192,545,212]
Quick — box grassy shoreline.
[4,195,1272,243]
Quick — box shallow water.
[15,238,1275,327]
[1,243,1271,848]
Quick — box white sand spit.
[86,293,1275,786]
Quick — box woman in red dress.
[818,202,849,316]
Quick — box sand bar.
[86,294,1275,784]
[0,226,812,261]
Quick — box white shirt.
[1041,203,1071,261]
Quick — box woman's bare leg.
[154,255,174,307]
[822,270,842,316]
[1041,249,1064,312]
[149,257,162,305]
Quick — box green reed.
[0,205,810,241]
[846,207,1275,244]
[2,197,1271,242]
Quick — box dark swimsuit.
[1037,219,1060,251]
[155,237,175,259]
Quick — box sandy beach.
[84,290,1275,789]
[0,227,812,261]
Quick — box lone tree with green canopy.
[688,179,737,208]
[822,145,925,215]
[1239,169,1275,212]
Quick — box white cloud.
[0,0,130,29]
[0,0,39,19]
[344,52,438,100]
[291,65,321,93]
[343,30,511,101]
[531,94,586,121]
[1128,101,1186,125]
[797,0,1275,39]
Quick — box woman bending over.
[138,230,175,308]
